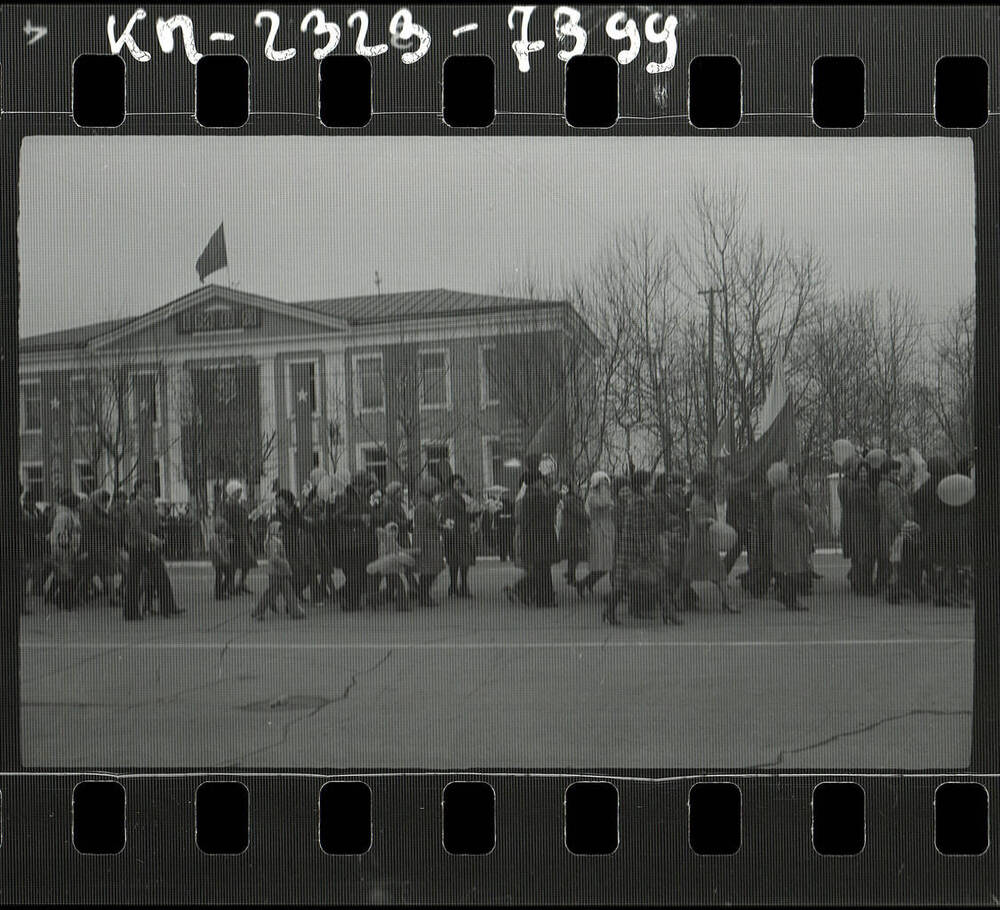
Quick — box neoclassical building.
[19,285,597,505]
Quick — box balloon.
[832,439,855,466]
[503,457,522,470]
[866,448,887,469]
[937,474,974,507]
[316,475,333,501]
[709,521,738,552]
[309,467,325,486]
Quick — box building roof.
[20,287,579,354]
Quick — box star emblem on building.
[49,396,60,410]
[297,387,309,404]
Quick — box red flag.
[196,223,228,283]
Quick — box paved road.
[19,554,973,769]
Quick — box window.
[354,355,385,412]
[418,349,451,408]
[359,444,388,488]
[312,449,321,468]
[422,441,451,478]
[152,458,162,499]
[70,377,91,427]
[21,463,44,501]
[73,460,98,495]
[479,344,500,406]
[20,381,42,432]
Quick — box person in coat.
[440,473,476,598]
[77,489,117,602]
[768,461,810,611]
[518,469,559,607]
[207,515,235,600]
[123,477,183,621]
[48,491,85,612]
[877,458,913,604]
[411,474,446,607]
[217,480,256,595]
[652,473,688,606]
[606,471,682,626]
[840,460,879,595]
[379,481,419,598]
[496,492,515,561]
[722,479,753,577]
[330,471,378,611]
[678,470,737,613]
[556,479,590,587]
[911,455,963,606]
[574,471,615,598]
[252,520,306,620]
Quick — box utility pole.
[374,270,382,296]
[698,287,723,461]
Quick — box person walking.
[768,461,810,611]
[252,520,306,620]
[574,471,615,598]
[207,515,235,600]
[411,474,446,607]
[678,470,738,613]
[557,479,590,588]
[519,469,559,608]
[218,480,256,595]
[440,473,475,598]
[123,478,184,621]
[330,471,378,611]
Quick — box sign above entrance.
[176,301,261,334]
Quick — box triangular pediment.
[88,285,350,351]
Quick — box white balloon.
[937,474,974,507]
[832,438,854,466]
[866,448,887,469]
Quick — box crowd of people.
[18,446,975,625]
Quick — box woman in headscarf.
[556,478,590,588]
[678,470,738,613]
[840,458,879,595]
[411,474,446,607]
[380,481,419,598]
[574,471,615,598]
[217,480,256,595]
[440,473,475,598]
[769,461,810,611]
[331,470,378,611]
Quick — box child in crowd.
[252,520,306,620]
[208,515,235,601]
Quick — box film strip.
[1,3,998,904]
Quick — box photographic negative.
[17,135,975,769]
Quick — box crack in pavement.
[751,708,974,769]
[224,648,396,767]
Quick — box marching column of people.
[17,445,974,623]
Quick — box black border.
[2,4,998,903]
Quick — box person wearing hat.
[516,468,559,608]
[768,461,809,611]
[217,479,256,595]
[378,481,419,598]
[556,478,589,590]
[440,473,475,598]
[411,474,446,606]
[877,458,913,604]
[48,490,84,612]
[840,458,878,596]
[331,470,378,611]
[574,471,614,598]
[123,477,183,620]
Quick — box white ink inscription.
[300,9,341,60]
[388,8,430,64]
[347,10,389,57]
[554,6,586,61]
[644,12,679,74]
[107,8,151,62]
[507,6,545,73]
[254,10,296,61]
[605,11,640,66]
[156,14,203,64]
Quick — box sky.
[18,136,975,338]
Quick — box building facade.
[19,285,596,505]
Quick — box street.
[19,554,973,769]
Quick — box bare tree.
[925,296,975,459]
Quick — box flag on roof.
[195,223,228,283]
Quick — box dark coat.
[771,486,811,575]
[911,475,963,568]
[726,483,753,533]
[558,492,590,563]
[331,485,377,565]
[411,495,445,576]
[218,498,257,571]
[840,476,879,562]
[439,489,475,568]
[378,497,413,546]
[877,478,912,558]
[300,497,332,573]
[520,483,559,566]
[611,492,662,592]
